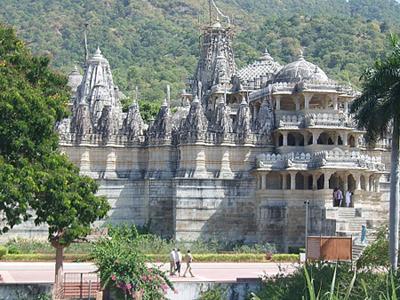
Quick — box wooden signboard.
[307,236,352,261]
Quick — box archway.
[266,173,283,190]
[348,135,356,147]
[295,172,305,190]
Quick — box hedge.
[2,253,299,263]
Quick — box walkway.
[0,262,298,283]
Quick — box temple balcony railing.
[275,112,355,130]
[256,149,385,171]
[59,132,145,146]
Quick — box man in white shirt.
[169,248,176,275]
[345,190,352,207]
[175,249,182,277]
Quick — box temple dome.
[238,49,282,85]
[273,54,329,83]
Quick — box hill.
[0,0,399,110]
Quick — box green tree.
[350,34,400,271]
[0,23,110,289]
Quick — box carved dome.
[238,49,282,84]
[273,54,329,83]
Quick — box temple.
[10,2,390,249]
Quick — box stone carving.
[210,96,232,134]
[97,105,117,140]
[233,96,251,139]
[71,103,92,135]
[253,98,274,137]
[148,100,172,141]
[180,96,208,141]
[122,101,145,139]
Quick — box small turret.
[233,95,251,139]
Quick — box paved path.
[0,262,298,283]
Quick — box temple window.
[266,173,282,190]
[295,172,305,190]
[348,135,356,147]
[360,175,366,190]
[280,96,296,110]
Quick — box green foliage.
[91,225,175,300]
[198,285,227,300]
[251,263,400,300]
[0,23,110,245]
[0,246,7,258]
[4,238,92,254]
[357,226,391,270]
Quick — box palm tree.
[350,34,400,271]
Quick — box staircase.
[352,243,367,261]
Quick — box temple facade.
[9,9,391,249]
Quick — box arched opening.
[295,172,305,190]
[317,174,324,190]
[338,135,343,145]
[348,135,356,148]
[309,95,321,109]
[318,132,333,145]
[278,133,283,147]
[307,174,313,190]
[329,173,344,190]
[266,173,283,190]
[288,133,296,146]
[348,174,356,192]
[307,133,313,145]
[369,176,374,192]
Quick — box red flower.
[111,274,117,281]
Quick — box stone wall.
[0,283,52,300]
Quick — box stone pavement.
[0,262,298,283]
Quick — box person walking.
[345,190,352,207]
[333,187,338,206]
[175,248,182,277]
[183,250,195,277]
[337,188,343,207]
[169,248,176,275]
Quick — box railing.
[61,272,101,299]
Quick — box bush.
[198,286,227,300]
[92,225,175,299]
[356,226,390,270]
[251,263,400,300]
[0,246,7,258]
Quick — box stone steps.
[352,243,367,261]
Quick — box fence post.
[80,273,83,300]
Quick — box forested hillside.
[1,0,399,107]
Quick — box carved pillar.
[261,173,267,189]
[282,132,288,146]
[282,172,288,190]
[323,171,332,189]
[193,147,208,178]
[79,150,91,176]
[365,175,370,191]
[343,173,348,191]
[344,101,349,114]
[295,96,300,110]
[275,95,281,110]
[289,172,296,190]
[104,150,117,179]
[375,175,381,192]
[342,132,348,146]
[312,173,319,190]
[312,130,322,145]
[220,148,234,179]
[355,173,361,190]
[304,93,313,110]
[331,94,338,110]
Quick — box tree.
[0,23,110,289]
[350,34,400,271]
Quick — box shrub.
[356,226,390,270]
[0,246,7,258]
[92,225,175,299]
[198,285,227,300]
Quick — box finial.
[193,95,200,104]
[298,48,305,61]
[95,46,102,56]
[162,98,168,107]
[83,22,89,64]
[241,94,248,105]
[314,65,319,73]
[167,85,171,103]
